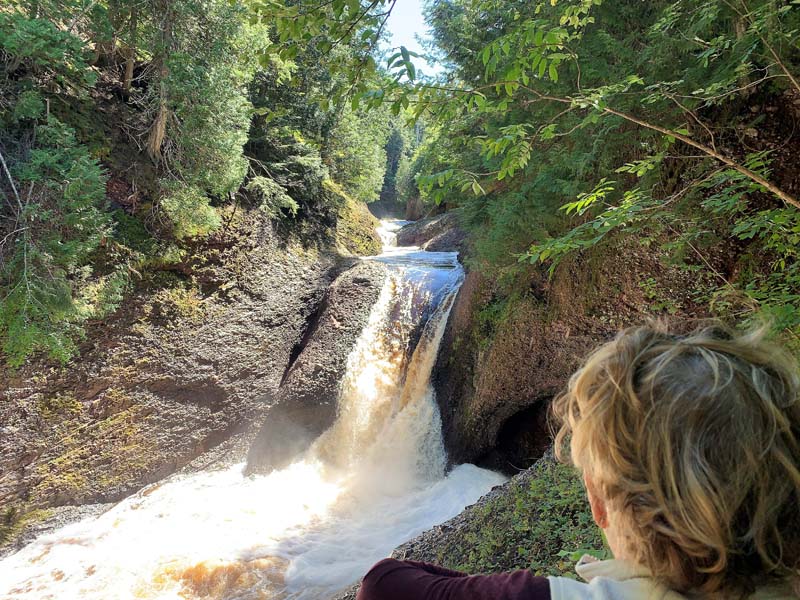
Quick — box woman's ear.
[584,473,609,529]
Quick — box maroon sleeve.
[356,558,551,600]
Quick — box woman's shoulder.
[549,558,797,600]
[548,573,688,600]
[357,558,551,600]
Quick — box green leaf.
[405,60,416,81]
[387,51,402,67]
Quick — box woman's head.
[552,322,800,598]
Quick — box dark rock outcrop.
[396,211,468,254]
[245,260,387,473]
[432,271,593,472]
[429,229,710,473]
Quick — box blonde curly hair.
[552,322,800,598]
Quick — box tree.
[0,0,270,365]
[380,128,405,204]
[0,10,110,365]
[324,103,392,202]
[393,0,800,335]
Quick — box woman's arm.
[356,558,551,600]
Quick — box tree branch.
[515,84,800,210]
[599,105,800,210]
[0,148,23,214]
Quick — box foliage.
[245,127,333,219]
[245,33,407,222]
[244,0,417,109]
[366,0,800,339]
[148,284,206,324]
[0,0,401,367]
[0,11,110,367]
[245,176,299,217]
[136,0,268,236]
[379,128,405,204]
[159,185,222,239]
[325,103,392,202]
[5,0,796,363]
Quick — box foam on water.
[0,219,505,600]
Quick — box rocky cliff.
[0,200,382,550]
[245,260,387,473]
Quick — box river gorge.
[0,221,505,600]
[4,2,794,597]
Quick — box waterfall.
[0,220,505,600]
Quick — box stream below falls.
[0,220,506,600]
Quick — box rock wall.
[0,202,382,549]
[245,260,387,473]
[395,210,468,254]
[433,271,591,471]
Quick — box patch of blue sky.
[384,0,442,77]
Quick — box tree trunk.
[123,5,138,92]
[147,77,169,163]
[147,2,174,164]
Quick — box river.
[0,220,505,599]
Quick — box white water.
[0,220,505,600]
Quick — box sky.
[385,0,441,76]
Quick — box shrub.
[160,185,222,240]
[245,176,299,218]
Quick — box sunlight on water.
[375,219,412,248]
[0,219,506,600]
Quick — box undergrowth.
[429,455,606,577]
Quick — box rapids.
[0,220,506,600]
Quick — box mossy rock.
[29,404,156,507]
[0,507,52,547]
[326,181,381,256]
[395,452,607,577]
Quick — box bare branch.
[0,148,23,214]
